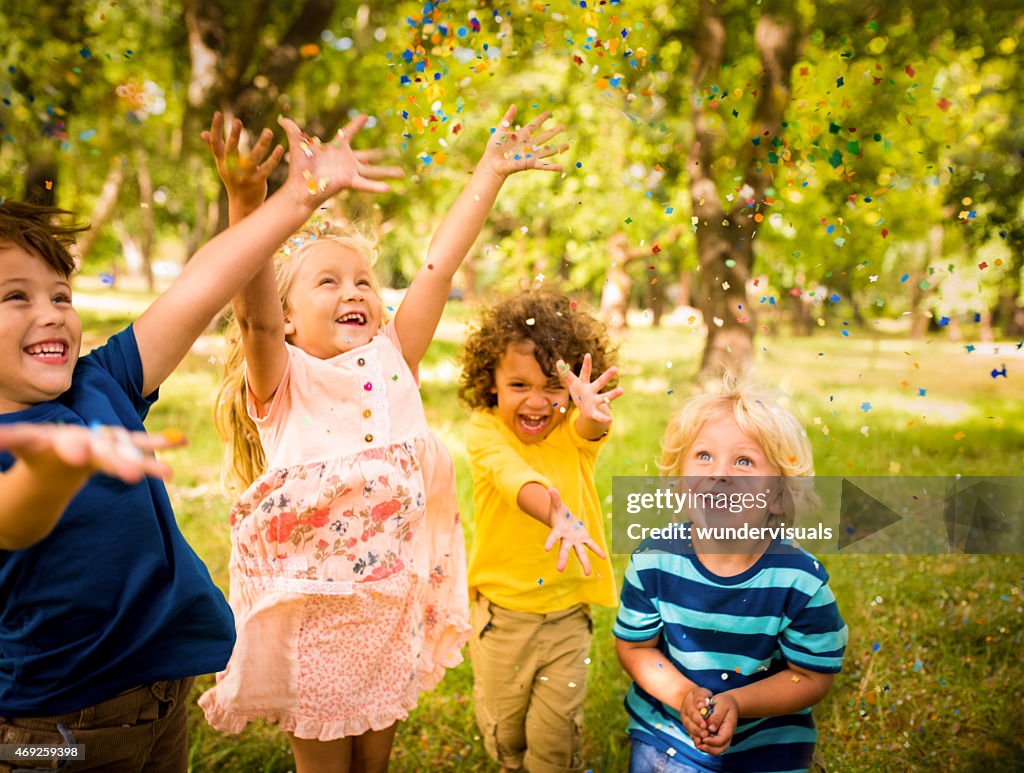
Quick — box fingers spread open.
[574,544,592,575]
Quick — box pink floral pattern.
[199,331,469,740]
[199,436,470,739]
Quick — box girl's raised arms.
[395,105,568,370]
[203,113,402,405]
[134,113,393,397]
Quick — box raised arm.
[394,105,567,369]
[133,114,399,398]
[201,112,288,403]
[204,113,403,404]
[0,423,185,550]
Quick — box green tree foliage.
[1,0,1020,361]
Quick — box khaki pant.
[469,596,592,773]
[0,678,194,773]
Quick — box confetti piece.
[163,428,185,444]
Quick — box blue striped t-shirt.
[614,536,847,773]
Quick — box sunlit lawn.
[79,298,1024,773]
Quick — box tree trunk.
[135,149,156,292]
[691,0,802,382]
[77,158,126,262]
[996,238,1023,337]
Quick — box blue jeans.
[629,738,710,773]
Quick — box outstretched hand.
[557,353,623,426]
[0,423,187,485]
[277,114,404,207]
[543,486,607,575]
[482,105,568,178]
[202,112,285,213]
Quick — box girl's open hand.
[542,486,607,575]
[558,354,623,426]
[482,105,568,178]
[202,112,285,212]
[0,423,187,485]
[278,114,404,207]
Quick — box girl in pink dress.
[197,107,567,772]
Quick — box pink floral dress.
[199,324,469,740]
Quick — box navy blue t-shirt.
[0,327,235,715]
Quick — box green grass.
[94,303,1023,773]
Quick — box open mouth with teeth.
[24,341,69,363]
[517,413,551,436]
[336,311,367,326]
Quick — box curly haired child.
[459,287,623,773]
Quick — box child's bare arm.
[615,634,701,711]
[0,423,185,550]
[202,112,288,403]
[395,105,566,370]
[211,113,402,405]
[558,354,623,440]
[133,115,396,398]
[202,112,285,223]
[720,663,834,718]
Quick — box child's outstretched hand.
[680,688,739,756]
[558,354,623,427]
[277,114,404,207]
[0,423,187,485]
[202,112,285,213]
[543,486,607,575]
[481,105,568,178]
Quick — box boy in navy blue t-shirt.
[0,113,399,771]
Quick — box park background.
[1,0,1022,770]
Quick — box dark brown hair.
[459,287,618,410]
[0,199,87,277]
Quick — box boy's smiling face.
[0,243,82,413]
[492,341,570,444]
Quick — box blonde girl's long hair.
[213,224,381,494]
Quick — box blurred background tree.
[1,0,1020,380]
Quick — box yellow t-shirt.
[466,409,617,613]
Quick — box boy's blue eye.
[737,457,753,467]
[697,451,711,461]
[319,277,336,285]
